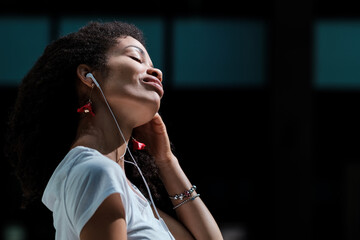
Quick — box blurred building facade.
[1,1,360,239]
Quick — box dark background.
[1,0,360,239]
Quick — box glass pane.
[0,17,49,86]
[314,21,360,89]
[173,18,266,88]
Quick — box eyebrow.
[124,45,145,55]
[124,45,153,67]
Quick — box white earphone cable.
[95,79,165,224]
[87,73,173,238]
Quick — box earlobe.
[77,64,94,88]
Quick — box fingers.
[151,113,167,135]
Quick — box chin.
[133,99,160,127]
[144,92,161,112]
[113,92,161,127]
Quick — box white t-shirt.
[42,146,175,240]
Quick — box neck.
[72,105,133,169]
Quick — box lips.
[142,76,164,97]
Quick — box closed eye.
[129,56,142,63]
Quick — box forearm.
[157,154,223,240]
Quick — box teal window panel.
[314,21,360,90]
[173,18,266,89]
[60,17,164,72]
[0,17,50,86]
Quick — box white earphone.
[86,72,100,88]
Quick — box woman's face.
[96,36,163,127]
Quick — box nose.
[147,67,163,82]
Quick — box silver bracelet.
[169,185,197,200]
[173,193,200,210]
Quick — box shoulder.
[64,147,129,199]
[63,147,130,236]
[70,146,118,170]
[58,146,129,209]
[68,146,124,182]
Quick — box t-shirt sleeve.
[64,155,128,237]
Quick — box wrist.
[155,152,179,171]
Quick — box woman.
[6,21,223,239]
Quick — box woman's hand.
[134,113,224,240]
[133,113,175,167]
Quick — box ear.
[77,64,94,88]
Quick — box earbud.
[86,73,100,88]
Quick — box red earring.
[132,137,146,150]
[77,83,95,116]
[77,102,95,116]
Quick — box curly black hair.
[5,21,161,208]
